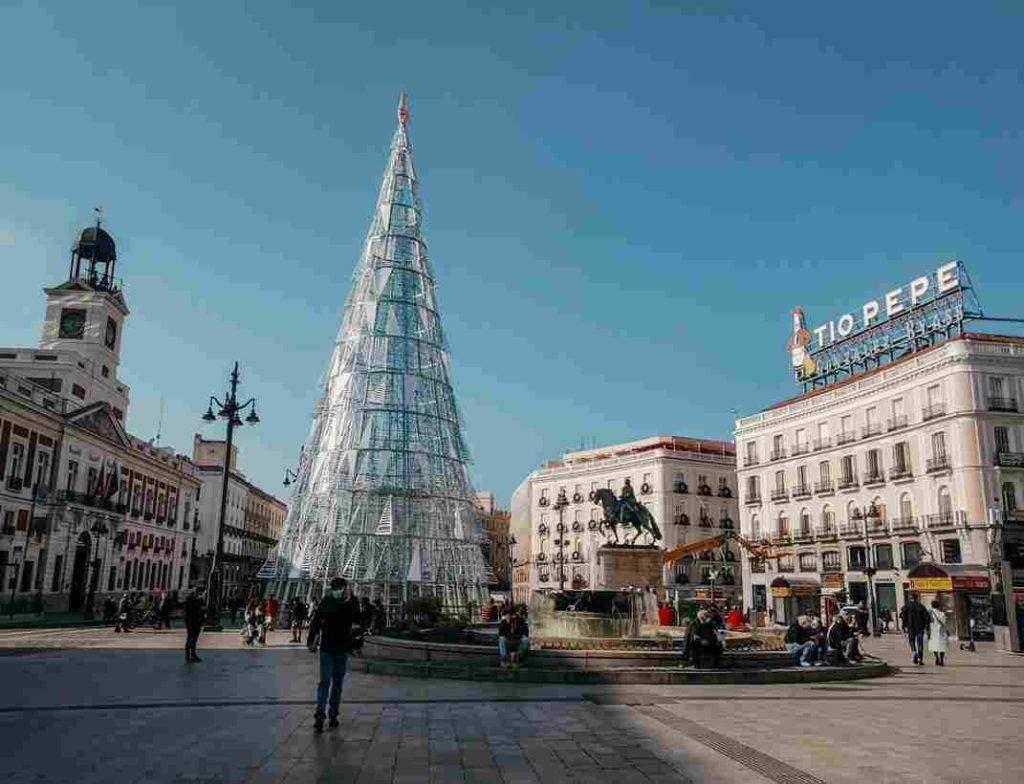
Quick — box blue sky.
[2,2,1022,505]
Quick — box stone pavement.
[0,628,1021,783]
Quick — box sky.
[1,1,1022,505]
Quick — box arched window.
[750,514,761,540]
[846,500,858,522]
[822,504,835,532]
[870,495,885,519]
[799,508,811,536]
[1003,482,1018,512]
[937,486,952,520]
[777,511,789,537]
[899,493,913,522]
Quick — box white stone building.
[510,435,738,605]
[0,223,200,612]
[735,332,1024,646]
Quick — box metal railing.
[815,524,838,539]
[792,484,812,498]
[988,396,1018,412]
[792,443,810,456]
[889,464,913,480]
[864,518,888,536]
[839,521,863,536]
[889,516,919,532]
[815,480,835,494]
[862,424,882,439]
[743,455,760,467]
[926,455,950,472]
[744,492,762,505]
[770,488,789,502]
[995,451,1024,468]
[922,511,963,529]
[813,438,832,451]
[837,433,857,446]
[863,471,886,486]
[770,448,787,461]
[922,403,946,421]
[887,415,908,432]
[837,476,859,490]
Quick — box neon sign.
[790,261,978,388]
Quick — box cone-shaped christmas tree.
[263,94,489,611]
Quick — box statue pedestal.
[595,545,664,599]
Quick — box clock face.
[58,308,86,339]
[105,317,117,349]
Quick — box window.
[937,486,952,519]
[698,474,708,490]
[995,426,1010,455]
[796,465,808,489]
[774,470,786,492]
[777,555,795,573]
[795,428,807,450]
[865,406,878,431]
[822,551,841,571]
[931,432,947,459]
[34,451,50,487]
[718,476,728,492]
[799,553,817,572]
[818,421,829,440]
[64,460,79,493]
[941,539,962,564]
[8,443,24,480]
[19,562,35,593]
[927,384,943,407]
[848,546,866,569]
[772,434,784,453]
[841,455,855,483]
[901,542,922,568]
[899,493,913,521]
[750,515,761,539]
[799,508,811,535]
[51,555,63,592]
[891,397,905,418]
[777,512,789,537]
[822,505,835,530]
[866,449,882,478]
[819,461,831,483]
[1003,482,1018,512]
[86,467,98,496]
[746,476,759,498]
[989,376,1004,398]
[101,365,110,378]
[72,383,86,399]
[874,544,894,570]
[893,442,910,473]
[841,415,852,436]
[745,442,758,463]
[540,488,549,501]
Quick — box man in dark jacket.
[308,577,357,732]
[826,613,861,664]
[785,618,818,667]
[900,593,930,665]
[184,589,206,663]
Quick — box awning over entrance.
[770,576,820,598]
[907,563,991,592]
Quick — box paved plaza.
[0,628,1021,783]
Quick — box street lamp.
[283,468,299,487]
[83,519,109,619]
[507,534,517,594]
[860,503,881,638]
[553,489,569,592]
[200,361,259,631]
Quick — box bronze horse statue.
[593,487,662,545]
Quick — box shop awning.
[907,563,990,592]
[770,576,820,598]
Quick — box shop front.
[906,563,993,640]
[770,576,820,625]
[819,571,845,626]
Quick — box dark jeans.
[315,649,349,720]
[160,611,171,629]
[908,630,925,660]
[185,625,201,660]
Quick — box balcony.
[889,516,919,533]
[793,527,814,542]
[815,525,838,540]
[926,455,951,473]
[822,563,842,574]
[863,471,886,487]
[922,512,963,530]
[864,518,889,537]
[770,488,789,502]
[792,484,812,499]
[862,424,882,439]
[922,403,946,421]
[995,451,1024,469]
[814,480,835,495]
[792,443,810,456]
[771,532,792,545]
[988,396,1018,413]
[770,448,787,461]
[813,438,832,451]
[839,521,863,537]
[837,433,857,446]
[5,475,24,492]
[744,493,762,506]
[889,464,913,481]
[837,476,859,490]
[696,484,713,496]
[887,415,908,432]
[743,456,759,467]
[698,516,714,528]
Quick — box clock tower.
[35,218,132,418]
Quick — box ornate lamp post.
[200,361,259,631]
[282,468,299,487]
[507,534,517,594]
[553,489,569,592]
[860,504,881,637]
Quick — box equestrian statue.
[593,478,662,546]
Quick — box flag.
[104,462,120,502]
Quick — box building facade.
[736,332,1024,646]
[191,435,285,600]
[0,223,199,613]
[474,491,511,590]
[510,435,738,605]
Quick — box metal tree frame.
[261,94,489,613]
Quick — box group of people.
[108,590,178,632]
[900,594,950,665]
[785,611,863,666]
[496,605,530,669]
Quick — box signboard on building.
[822,572,844,592]
[909,576,953,592]
[952,575,990,591]
[788,261,981,389]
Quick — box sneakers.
[314,718,324,733]
[812,661,823,667]
[799,661,812,668]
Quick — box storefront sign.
[910,576,953,592]
[952,576,990,591]
[788,261,977,388]
[771,586,792,598]
[822,572,844,591]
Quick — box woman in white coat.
[927,598,949,666]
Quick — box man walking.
[184,588,206,663]
[308,577,357,732]
[900,593,930,665]
[158,591,172,630]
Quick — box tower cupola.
[69,214,119,291]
